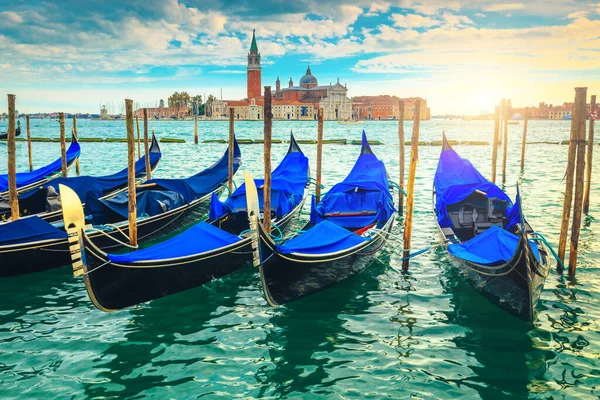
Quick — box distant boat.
[0,122,21,140]
[563,114,572,120]
[338,120,364,125]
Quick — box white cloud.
[484,3,525,12]
[390,13,440,28]
[567,11,588,18]
[365,2,390,16]
[0,11,23,24]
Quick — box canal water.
[0,118,598,398]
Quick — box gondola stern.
[58,184,88,278]
[288,130,303,154]
[149,131,161,154]
[243,171,262,268]
[360,130,375,155]
[442,130,453,151]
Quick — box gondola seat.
[448,225,539,265]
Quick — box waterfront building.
[210,30,352,121]
[352,95,431,120]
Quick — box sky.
[0,0,599,115]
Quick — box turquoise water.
[0,118,598,398]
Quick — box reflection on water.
[0,119,598,398]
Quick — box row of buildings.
[135,30,430,122]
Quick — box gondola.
[0,133,81,196]
[59,135,310,311]
[432,134,551,322]
[0,121,21,140]
[245,131,396,306]
[0,140,240,278]
[0,133,161,222]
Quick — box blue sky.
[0,0,598,114]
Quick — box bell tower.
[247,29,262,100]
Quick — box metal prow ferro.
[243,171,261,268]
[58,184,87,277]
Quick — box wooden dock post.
[402,99,421,272]
[583,95,596,214]
[26,115,32,172]
[398,100,405,213]
[143,108,151,180]
[228,107,235,192]
[520,107,528,170]
[135,116,141,159]
[499,99,505,146]
[491,105,500,184]
[72,115,80,175]
[316,108,324,203]
[568,87,588,276]
[125,99,138,247]
[263,86,272,234]
[557,87,586,272]
[194,102,199,145]
[59,112,67,177]
[7,94,19,221]
[502,99,509,184]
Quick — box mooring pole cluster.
[228,107,235,193]
[583,95,596,215]
[557,87,591,276]
[316,108,324,204]
[7,94,19,221]
[125,99,138,247]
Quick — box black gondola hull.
[257,218,394,306]
[439,227,550,322]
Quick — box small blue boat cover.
[276,219,368,255]
[16,142,161,204]
[145,138,241,203]
[434,148,521,229]
[0,136,81,192]
[209,138,308,220]
[0,216,67,246]
[310,131,395,229]
[107,221,241,263]
[448,225,540,265]
[85,141,238,224]
[85,189,185,225]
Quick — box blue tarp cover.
[0,137,81,192]
[448,225,540,265]
[277,220,368,255]
[0,216,67,246]
[434,148,521,229]
[147,139,241,203]
[310,131,395,229]
[108,221,241,263]
[15,149,161,204]
[209,145,309,220]
[85,189,185,225]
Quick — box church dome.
[299,66,318,88]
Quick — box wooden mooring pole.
[125,99,138,247]
[263,86,272,234]
[136,116,141,159]
[568,87,588,276]
[491,105,500,184]
[398,100,405,213]
[143,108,151,180]
[520,107,528,170]
[557,87,586,273]
[59,112,67,177]
[316,108,324,203]
[194,103,199,145]
[502,99,509,184]
[7,94,19,221]
[402,99,421,272]
[228,107,235,192]
[73,115,80,175]
[26,115,32,172]
[583,95,596,214]
[499,99,505,146]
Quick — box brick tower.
[247,29,261,100]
